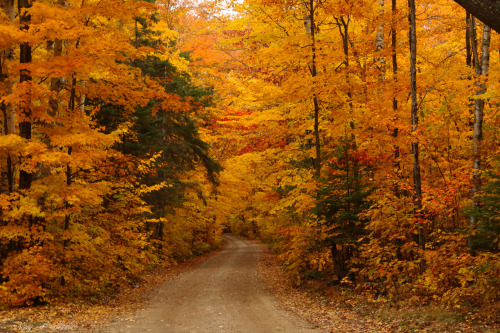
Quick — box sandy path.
[94,234,324,333]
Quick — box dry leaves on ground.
[257,246,499,333]
[0,248,223,333]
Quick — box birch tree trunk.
[79,79,86,114]
[375,0,385,77]
[469,24,491,255]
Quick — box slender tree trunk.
[378,0,400,191]
[63,78,78,247]
[469,24,491,255]
[61,145,72,285]
[1,0,16,193]
[408,0,425,268]
[64,145,72,243]
[304,0,321,177]
[79,79,86,113]
[1,0,16,136]
[49,0,65,115]
[38,4,66,180]
[18,0,33,190]
[1,73,14,194]
[469,16,479,70]
[375,0,385,77]
[391,0,403,259]
[466,14,477,131]
[466,12,472,67]
[392,0,400,178]
[335,16,355,135]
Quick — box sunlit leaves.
[0,0,222,307]
[198,0,500,316]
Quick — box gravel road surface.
[96,234,324,333]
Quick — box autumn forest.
[0,0,499,321]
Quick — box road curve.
[96,234,324,333]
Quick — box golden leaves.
[0,0,199,306]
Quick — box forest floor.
[258,248,499,333]
[0,234,498,333]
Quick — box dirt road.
[96,235,324,333]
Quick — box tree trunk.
[375,0,385,77]
[334,15,355,137]
[408,0,425,269]
[79,79,86,113]
[304,0,321,177]
[331,243,351,282]
[49,0,65,116]
[1,0,16,194]
[469,24,491,255]
[392,0,400,181]
[18,0,33,190]
[1,0,16,136]
[465,13,477,131]
[63,79,77,248]
[466,12,473,67]
[469,16,479,70]
[61,145,72,286]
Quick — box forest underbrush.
[259,244,499,333]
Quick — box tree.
[470,155,500,252]
[408,0,425,270]
[0,0,224,306]
[304,0,322,177]
[315,138,373,282]
[469,23,491,254]
[203,0,499,312]
[18,0,32,190]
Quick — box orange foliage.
[195,0,500,317]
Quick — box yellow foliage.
[0,247,56,306]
